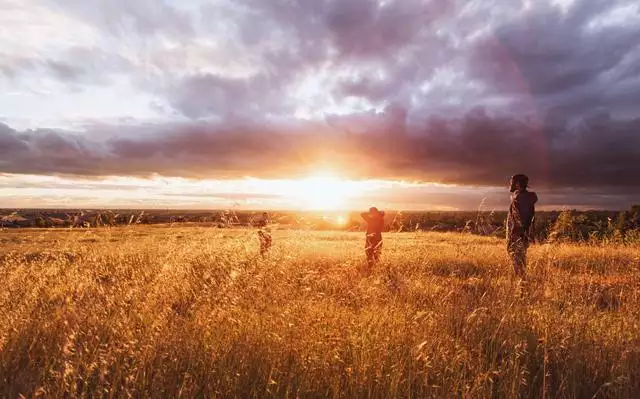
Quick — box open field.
[1,226,640,398]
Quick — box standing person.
[507,174,538,280]
[361,207,385,267]
[257,212,272,257]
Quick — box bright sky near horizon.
[1,0,639,210]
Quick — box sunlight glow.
[0,173,465,210]
[286,175,358,211]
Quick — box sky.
[0,0,639,211]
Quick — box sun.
[289,174,356,211]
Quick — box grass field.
[1,226,639,398]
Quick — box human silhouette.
[257,212,272,257]
[507,174,538,280]
[361,207,385,267]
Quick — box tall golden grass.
[1,226,639,397]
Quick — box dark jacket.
[507,189,538,238]
[361,213,384,236]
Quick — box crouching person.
[257,212,272,257]
[361,207,385,267]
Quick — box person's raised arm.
[361,212,370,222]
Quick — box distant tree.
[630,205,640,229]
[549,210,591,242]
[35,216,46,228]
[615,211,629,232]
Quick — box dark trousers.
[365,233,382,265]
[507,234,529,279]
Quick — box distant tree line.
[2,206,640,244]
[377,206,640,244]
[547,205,640,244]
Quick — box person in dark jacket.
[361,207,385,266]
[507,174,538,280]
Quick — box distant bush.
[549,210,586,242]
[34,216,47,228]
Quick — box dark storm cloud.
[231,0,461,111]
[366,185,640,211]
[0,124,29,156]
[20,0,639,122]
[244,0,451,61]
[322,0,432,59]
[2,0,639,209]
[169,0,639,122]
[0,123,104,175]
[471,0,640,118]
[1,107,638,190]
[168,0,454,119]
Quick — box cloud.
[167,73,291,119]
[1,0,639,210]
[0,55,35,79]
[470,0,640,118]
[5,0,640,122]
[1,106,638,189]
[0,123,29,156]
[45,0,193,39]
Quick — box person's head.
[510,174,529,192]
[369,207,384,217]
[262,212,269,219]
